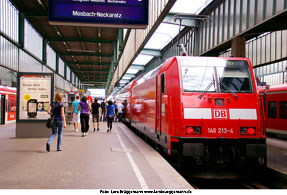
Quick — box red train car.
[116,56,266,169]
[0,85,16,125]
[114,81,136,122]
[259,84,287,137]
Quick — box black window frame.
[268,101,277,118]
[279,101,287,119]
[161,74,165,94]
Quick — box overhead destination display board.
[49,0,149,28]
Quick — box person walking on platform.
[91,97,101,132]
[46,93,66,152]
[113,101,118,121]
[76,96,91,137]
[71,95,81,132]
[117,101,124,122]
[100,99,106,121]
[106,100,116,133]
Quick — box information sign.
[49,0,149,28]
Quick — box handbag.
[46,115,55,128]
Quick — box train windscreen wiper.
[218,78,238,99]
[198,79,215,99]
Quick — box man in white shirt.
[117,102,124,122]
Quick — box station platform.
[1,121,286,189]
[266,138,287,180]
[0,122,192,189]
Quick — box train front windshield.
[180,58,253,93]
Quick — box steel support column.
[231,36,245,57]
[42,39,47,65]
[18,13,24,48]
[56,54,59,73]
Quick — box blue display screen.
[49,0,149,28]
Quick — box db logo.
[214,109,228,119]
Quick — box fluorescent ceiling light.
[133,54,154,65]
[120,80,129,84]
[122,76,132,80]
[126,68,140,74]
[87,89,105,96]
[144,23,183,50]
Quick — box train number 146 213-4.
[208,128,234,134]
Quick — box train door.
[0,95,5,125]
[156,74,165,138]
[123,100,127,121]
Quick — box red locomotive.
[259,84,287,138]
[0,85,16,125]
[116,56,266,170]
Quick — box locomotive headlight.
[240,127,256,135]
[186,126,201,135]
[247,128,256,135]
[240,127,247,134]
[215,98,225,106]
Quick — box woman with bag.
[76,96,91,137]
[46,92,66,152]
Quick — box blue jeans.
[47,120,63,150]
[101,109,106,121]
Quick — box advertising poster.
[18,73,53,121]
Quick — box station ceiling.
[9,0,213,90]
[9,0,119,88]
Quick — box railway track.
[125,122,286,189]
[182,169,287,189]
[185,178,269,189]
[241,181,269,189]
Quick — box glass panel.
[217,61,252,93]
[170,0,213,14]
[181,66,215,92]
[268,101,277,118]
[265,0,273,19]
[0,0,19,42]
[24,19,43,60]
[144,23,183,50]
[279,101,287,119]
[126,68,139,74]
[47,44,56,70]
[276,0,285,13]
[58,58,65,76]
[133,54,154,65]
[180,56,254,92]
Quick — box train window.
[180,59,253,93]
[268,102,277,118]
[8,99,11,113]
[5,99,8,113]
[11,99,15,112]
[181,66,215,92]
[279,101,287,119]
[217,66,252,93]
[161,74,165,94]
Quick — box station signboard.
[16,73,54,122]
[48,0,149,28]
